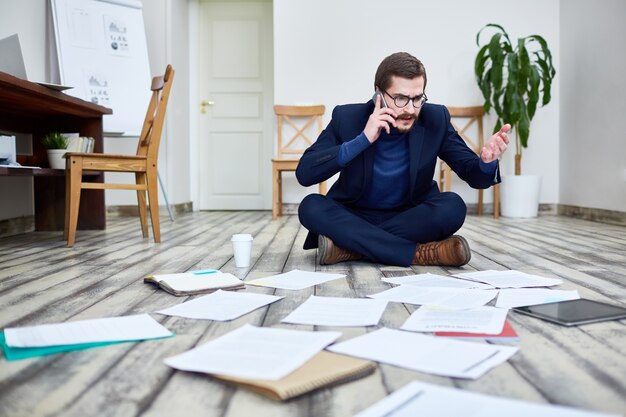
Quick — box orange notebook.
[209,351,376,401]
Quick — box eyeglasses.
[383,90,428,108]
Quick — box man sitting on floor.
[296,52,510,267]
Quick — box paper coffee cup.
[231,234,253,268]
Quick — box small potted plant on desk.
[475,24,556,217]
[42,132,69,170]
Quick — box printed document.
[157,290,284,321]
[246,269,345,290]
[328,327,518,379]
[281,295,388,327]
[4,314,173,347]
[368,285,498,309]
[453,270,562,288]
[401,306,509,334]
[355,381,621,417]
[164,324,341,380]
[496,288,580,308]
[382,273,494,290]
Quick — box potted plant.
[42,132,69,169]
[475,24,556,217]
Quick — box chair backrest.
[446,106,484,154]
[274,104,325,159]
[136,65,175,161]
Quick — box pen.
[191,269,219,275]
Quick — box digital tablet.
[513,299,626,326]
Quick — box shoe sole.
[318,235,330,265]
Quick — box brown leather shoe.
[412,235,471,266]
[318,235,362,265]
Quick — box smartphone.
[513,299,626,326]
[372,89,388,108]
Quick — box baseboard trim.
[0,216,35,237]
[107,202,194,217]
[558,204,626,226]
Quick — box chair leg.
[319,180,327,195]
[277,170,284,217]
[272,166,279,220]
[64,158,71,241]
[66,157,83,247]
[444,166,451,192]
[136,172,149,238]
[146,168,161,243]
[478,189,484,216]
[493,184,500,219]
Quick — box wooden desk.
[0,71,112,231]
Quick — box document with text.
[495,288,580,308]
[246,269,346,290]
[282,295,388,327]
[164,324,341,380]
[328,327,518,379]
[453,270,562,288]
[401,306,509,334]
[382,273,494,290]
[355,381,620,417]
[157,290,284,321]
[368,285,498,309]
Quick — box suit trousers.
[298,192,467,266]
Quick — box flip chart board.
[51,0,151,135]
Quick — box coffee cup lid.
[231,233,253,241]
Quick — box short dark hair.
[374,52,427,91]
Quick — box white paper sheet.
[156,290,284,321]
[453,270,562,288]
[281,295,388,327]
[164,324,341,380]
[328,327,517,379]
[496,288,580,308]
[4,314,173,347]
[245,269,346,290]
[382,273,494,290]
[401,306,509,334]
[355,381,621,417]
[368,285,498,309]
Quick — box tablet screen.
[513,299,626,326]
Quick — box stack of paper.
[1,314,174,361]
[400,306,509,334]
[495,288,580,308]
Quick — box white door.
[198,1,273,210]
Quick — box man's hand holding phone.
[364,92,397,144]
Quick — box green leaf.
[518,109,530,148]
[527,66,540,119]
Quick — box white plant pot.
[500,175,542,218]
[46,149,67,170]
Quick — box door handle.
[200,100,215,114]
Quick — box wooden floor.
[0,211,625,417]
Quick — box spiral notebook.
[144,271,245,296]
[209,351,376,401]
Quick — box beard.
[395,113,417,133]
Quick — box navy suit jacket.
[296,101,499,248]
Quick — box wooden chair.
[63,65,175,247]
[438,106,500,219]
[272,104,326,219]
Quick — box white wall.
[559,0,626,212]
[273,0,561,206]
